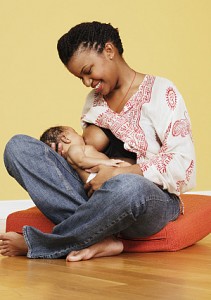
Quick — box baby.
[40,125,130,184]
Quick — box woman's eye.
[85,69,92,75]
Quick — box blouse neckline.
[101,74,149,115]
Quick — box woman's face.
[66,45,118,96]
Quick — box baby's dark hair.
[57,21,124,65]
[40,126,67,147]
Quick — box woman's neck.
[105,69,145,113]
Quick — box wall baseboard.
[1,191,211,233]
[186,191,211,196]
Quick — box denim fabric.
[4,135,180,259]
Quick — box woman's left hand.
[84,165,117,197]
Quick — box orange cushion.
[6,194,211,252]
[6,206,54,234]
[121,194,211,252]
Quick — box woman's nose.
[83,77,92,87]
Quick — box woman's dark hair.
[57,21,124,65]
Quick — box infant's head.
[40,126,83,154]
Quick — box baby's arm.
[66,145,123,170]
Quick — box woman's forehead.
[67,48,103,69]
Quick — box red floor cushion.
[6,206,54,234]
[6,194,211,252]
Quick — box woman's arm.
[140,79,196,195]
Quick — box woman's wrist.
[113,164,143,176]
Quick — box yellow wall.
[1,0,211,200]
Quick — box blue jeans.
[4,135,181,258]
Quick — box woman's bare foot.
[66,236,123,262]
[0,232,28,256]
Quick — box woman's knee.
[107,174,148,210]
[4,134,42,167]
[112,174,152,196]
[109,174,161,211]
[5,134,32,157]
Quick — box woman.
[0,21,196,261]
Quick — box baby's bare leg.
[66,236,123,262]
[0,232,28,256]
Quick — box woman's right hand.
[51,142,66,158]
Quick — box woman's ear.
[60,135,71,144]
[104,42,115,60]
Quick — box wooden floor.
[0,235,211,300]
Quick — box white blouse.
[81,75,196,195]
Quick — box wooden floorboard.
[0,234,211,299]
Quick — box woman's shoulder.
[137,74,175,92]
[152,74,175,87]
[147,74,184,110]
[147,74,180,96]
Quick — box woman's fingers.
[50,142,64,156]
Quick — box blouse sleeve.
[81,90,108,129]
[80,90,95,128]
[141,78,196,195]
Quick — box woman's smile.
[93,81,103,93]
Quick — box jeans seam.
[23,226,33,258]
